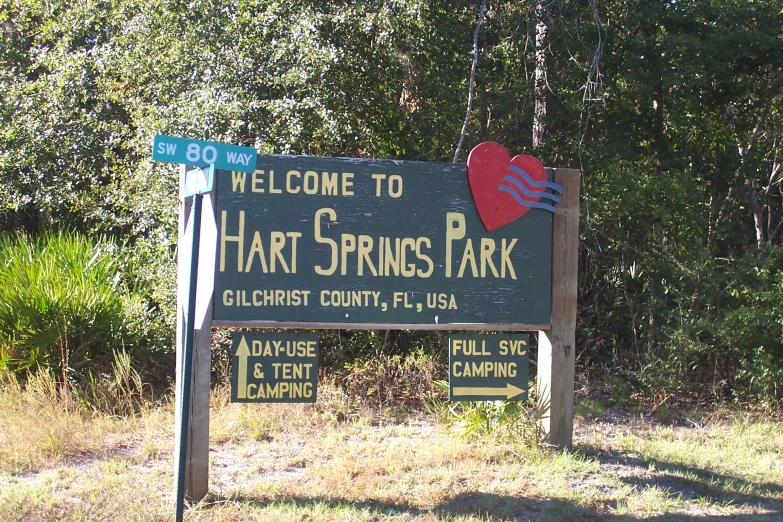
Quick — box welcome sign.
[212,145,557,327]
[160,136,579,507]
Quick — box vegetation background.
[1,0,782,409]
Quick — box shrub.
[338,349,446,407]
[662,247,783,404]
[318,329,448,407]
[0,231,163,389]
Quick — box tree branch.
[453,0,488,163]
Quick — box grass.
[1,375,782,521]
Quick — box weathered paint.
[213,155,553,327]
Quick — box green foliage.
[433,379,544,446]
[338,349,445,407]
[319,330,447,407]
[662,247,783,402]
[2,0,783,405]
[575,0,783,402]
[0,231,166,387]
[319,329,446,373]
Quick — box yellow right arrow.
[452,383,525,400]
[235,336,251,399]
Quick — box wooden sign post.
[174,165,216,502]
[160,134,256,504]
[537,168,579,449]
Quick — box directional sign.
[152,134,257,174]
[230,332,319,403]
[449,333,529,401]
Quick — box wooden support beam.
[537,168,580,449]
[175,166,216,501]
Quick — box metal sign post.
[151,134,252,515]
[175,187,203,522]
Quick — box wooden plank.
[174,165,215,501]
[537,168,579,449]
[212,320,550,331]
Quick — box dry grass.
[1,376,782,521]
[0,373,102,472]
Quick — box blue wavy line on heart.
[498,184,558,213]
[501,175,561,204]
[507,166,563,194]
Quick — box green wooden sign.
[449,334,529,401]
[213,154,554,328]
[230,332,319,403]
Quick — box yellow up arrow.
[452,383,525,400]
[235,336,251,399]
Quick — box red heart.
[467,142,548,232]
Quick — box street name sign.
[230,332,319,403]
[153,134,257,174]
[449,333,529,401]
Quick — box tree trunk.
[738,142,767,257]
[533,1,547,149]
[653,72,665,171]
[746,177,767,257]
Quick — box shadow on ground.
[581,445,783,510]
[202,492,781,521]
[201,447,782,521]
